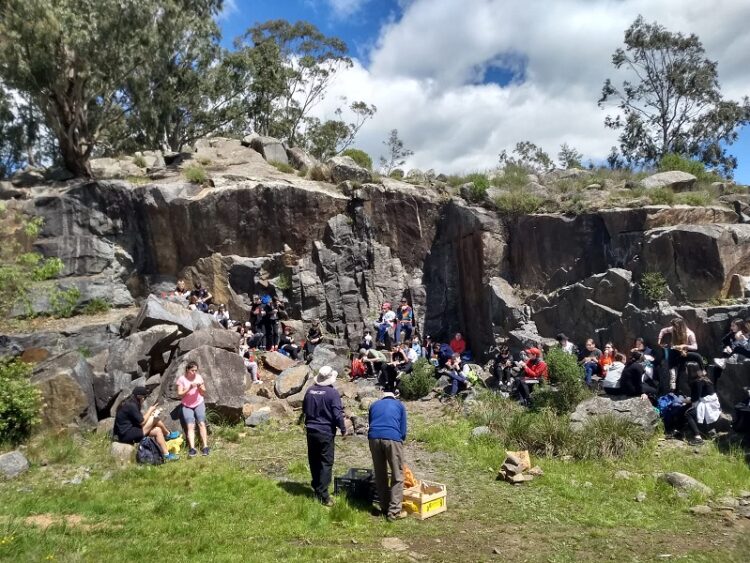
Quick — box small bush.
[198,156,212,166]
[640,271,668,302]
[388,169,404,180]
[676,191,713,207]
[659,153,722,183]
[133,155,147,168]
[492,164,528,190]
[309,164,330,182]
[494,191,543,214]
[571,415,649,460]
[532,347,588,414]
[275,270,292,291]
[183,163,208,184]
[0,358,42,445]
[49,286,81,318]
[341,148,373,171]
[399,358,435,400]
[648,187,675,205]
[270,160,295,174]
[82,298,111,315]
[465,173,490,202]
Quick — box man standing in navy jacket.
[302,366,347,506]
[368,390,408,521]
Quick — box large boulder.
[308,344,349,376]
[159,345,247,422]
[263,351,297,374]
[275,364,311,398]
[326,156,372,184]
[640,171,697,192]
[176,328,239,355]
[0,451,29,479]
[246,136,289,165]
[134,295,221,333]
[716,361,750,414]
[659,472,713,496]
[570,397,659,434]
[286,147,317,173]
[31,351,97,429]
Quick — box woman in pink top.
[177,361,209,457]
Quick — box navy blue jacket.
[368,396,407,442]
[303,384,346,436]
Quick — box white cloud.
[323,0,371,19]
[217,0,239,21]
[309,0,750,173]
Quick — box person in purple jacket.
[302,366,348,506]
[368,390,408,521]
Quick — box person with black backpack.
[113,386,179,462]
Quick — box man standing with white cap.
[302,365,347,506]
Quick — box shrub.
[183,163,208,184]
[640,271,668,302]
[491,164,528,190]
[275,270,292,291]
[82,297,111,315]
[659,153,722,183]
[388,169,404,180]
[399,358,435,400]
[341,148,373,170]
[465,173,490,202]
[532,347,588,414]
[494,191,543,214]
[270,160,295,174]
[132,154,147,168]
[49,286,80,318]
[309,164,330,182]
[648,187,675,205]
[676,191,713,207]
[0,358,42,445]
[197,156,212,166]
[571,415,649,460]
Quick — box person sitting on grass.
[580,338,602,387]
[683,362,721,446]
[177,361,210,457]
[492,345,514,388]
[516,348,548,406]
[113,386,180,461]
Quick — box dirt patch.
[22,513,119,532]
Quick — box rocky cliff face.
[6,139,750,362]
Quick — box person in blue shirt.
[368,390,408,521]
[302,366,347,506]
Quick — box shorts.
[116,427,144,444]
[182,402,207,424]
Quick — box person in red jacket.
[449,332,466,356]
[516,348,548,406]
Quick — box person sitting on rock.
[658,318,703,395]
[177,361,210,457]
[411,336,422,358]
[174,279,191,300]
[364,348,387,379]
[580,338,602,387]
[303,318,323,359]
[556,333,577,355]
[191,281,212,312]
[617,350,656,400]
[350,351,367,381]
[384,345,410,390]
[375,303,396,348]
[516,348,548,406]
[716,318,750,369]
[359,329,374,351]
[213,303,230,328]
[445,356,471,397]
[403,342,418,368]
[602,353,627,395]
[422,335,434,360]
[113,386,179,461]
[492,345,515,388]
[449,332,466,356]
[187,294,199,311]
[243,350,261,384]
[395,298,415,345]
[683,362,721,446]
[598,342,616,377]
[278,325,301,360]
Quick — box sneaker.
[166,431,181,440]
[688,436,705,446]
[188,448,197,458]
[386,510,408,522]
[164,452,179,461]
[321,498,335,508]
[201,447,210,456]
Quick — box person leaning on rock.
[302,366,348,506]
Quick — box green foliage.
[464,173,490,202]
[0,358,42,445]
[493,190,543,214]
[132,155,147,168]
[558,143,584,169]
[499,141,553,174]
[304,103,376,160]
[640,272,669,302]
[388,169,404,180]
[570,415,650,460]
[532,348,589,414]
[197,156,212,166]
[600,16,750,177]
[379,129,413,175]
[270,160,295,174]
[648,187,675,205]
[659,153,722,183]
[126,175,151,186]
[398,358,435,400]
[49,286,80,318]
[275,270,292,291]
[675,190,713,207]
[340,148,372,170]
[491,163,528,190]
[82,297,110,315]
[183,163,208,184]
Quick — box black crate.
[334,468,376,501]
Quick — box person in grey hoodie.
[302,366,347,506]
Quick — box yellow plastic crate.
[402,480,447,520]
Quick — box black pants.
[282,344,299,360]
[265,321,279,349]
[685,405,701,437]
[306,429,335,502]
[381,365,399,392]
[666,351,704,396]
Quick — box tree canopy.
[599,15,750,177]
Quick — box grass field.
[1,403,749,562]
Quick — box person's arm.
[400,405,408,442]
[197,377,206,396]
[333,392,347,435]
[177,378,190,397]
[686,330,697,351]
[657,327,670,346]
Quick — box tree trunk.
[58,134,93,178]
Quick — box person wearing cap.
[516,348,548,405]
[302,366,348,506]
[368,390,408,521]
[113,387,179,461]
[394,298,414,345]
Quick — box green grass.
[493,190,543,214]
[183,164,208,184]
[270,160,296,174]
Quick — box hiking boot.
[164,452,179,462]
[188,448,197,458]
[386,510,408,522]
[201,447,210,456]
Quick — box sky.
[216,0,750,183]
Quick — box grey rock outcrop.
[570,397,659,434]
[246,136,289,165]
[32,351,97,429]
[135,295,221,334]
[275,364,311,398]
[326,156,372,184]
[176,328,239,355]
[0,451,30,479]
[640,171,697,192]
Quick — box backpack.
[136,436,164,465]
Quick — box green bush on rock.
[399,358,435,400]
[0,358,42,446]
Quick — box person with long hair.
[658,318,703,395]
[177,361,210,457]
[618,351,657,400]
[683,363,721,446]
[113,386,179,461]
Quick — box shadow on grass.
[277,480,315,499]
